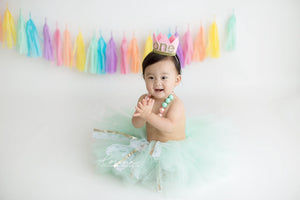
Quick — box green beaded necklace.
[145,93,174,117]
[158,93,174,117]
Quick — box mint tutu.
[92,110,228,194]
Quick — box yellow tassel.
[2,5,17,48]
[73,31,86,71]
[206,20,220,58]
[143,34,153,59]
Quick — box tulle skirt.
[92,110,229,194]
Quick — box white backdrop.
[0,0,300,200]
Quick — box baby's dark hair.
[142,52,181,75]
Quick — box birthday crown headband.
[153,33,179,56]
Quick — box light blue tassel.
[97,34,106,74]
[26,13,42,57]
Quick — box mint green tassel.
[85,34,98,74]
[17,9,28,55]
[226,12,236,51]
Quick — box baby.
[132,52,186,142]
[93,33,221,194]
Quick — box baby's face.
[143,59,181,100]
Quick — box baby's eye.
[148,76,154,79]
[162,76,168,80]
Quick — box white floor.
[1,48,300,200]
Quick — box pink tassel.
[182,27,193,66]
[120,35,129,74]
[53,22,63,66]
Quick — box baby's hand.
[133,98,155,120]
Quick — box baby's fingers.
[142,98,147,105]
[138,102,144,109]
[135,105,142,112]
[146,98,152,105]
[149,98,155,106]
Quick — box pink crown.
[153,33,179,56]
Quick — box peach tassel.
[193,24,206,62]
[63,25,73,67]
[127,34,140,73]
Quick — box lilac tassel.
[43,19,53,61]
[175,30,184,68]
[105,33,118,73]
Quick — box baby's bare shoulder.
[169,96,185,112]
[173,96,184,106]
[166,97,185,123]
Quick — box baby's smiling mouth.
[155,89,164,92]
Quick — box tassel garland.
[1,6,237,75]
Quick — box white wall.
[0,0,300,200]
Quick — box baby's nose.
[154,79,162,86]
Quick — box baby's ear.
[175,74,182,86]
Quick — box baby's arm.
[131,94,148,128]
[135,97,184,133]
[145,99,184,133]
